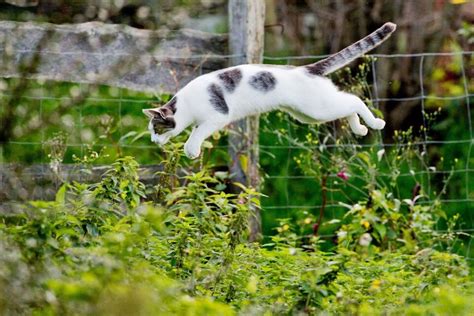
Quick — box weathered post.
[228,1,265,242]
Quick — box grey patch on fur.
[208,83,228,114]
[305,60,330,76]
[366,35,376,46]
[218,68,242,92]
[249,71,277,92]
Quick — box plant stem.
[314,173,328,236]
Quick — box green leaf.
[55,184,67,205]
[215,183,227,191]
[86,224,99,237]
[357,152,371,165]
[202,140,214,149]
[374,224,387,239]
[239,154,248,172]
[119,131,137,144]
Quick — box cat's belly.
[227,98,279,121]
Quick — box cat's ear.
[142,108,163,119]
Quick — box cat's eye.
[153,123,172,134]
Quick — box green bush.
[0,156,472,315]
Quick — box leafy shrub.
[0,156,472,315]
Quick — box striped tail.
[305,22,397,76]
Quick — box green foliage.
[259,56,472,261]
[0,156,472,315]
[88,156,147,210]
[0,21,473,315]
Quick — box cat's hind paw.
[372,118,386,130]
[354,125,368,136]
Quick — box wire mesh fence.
[259,51,473,259]
[0,48,472,258]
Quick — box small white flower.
[26,238,37,248]
[337,231,347,239]
[45,291,57,304]
[359,233,372,246]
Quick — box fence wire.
[0,50,472,259]
[259,51,473,259]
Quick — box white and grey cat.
[143,22,396,159]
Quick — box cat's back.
[228,64,336,93]
[177,63,338,120]
[178,64,297,103]
[183,63,332,95]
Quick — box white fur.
[147,65,385,159]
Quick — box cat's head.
[142,98,177,137]
[143,106,176,134]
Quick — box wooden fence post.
[228,1,265,242]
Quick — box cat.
[143,22,396,159]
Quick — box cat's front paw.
[184,142,201,159]
[151,134,160,144]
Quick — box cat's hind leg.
[347,113,368,136]
[184,121,226,159]
[353,98,385,130]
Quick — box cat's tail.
[304,22,397,76]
